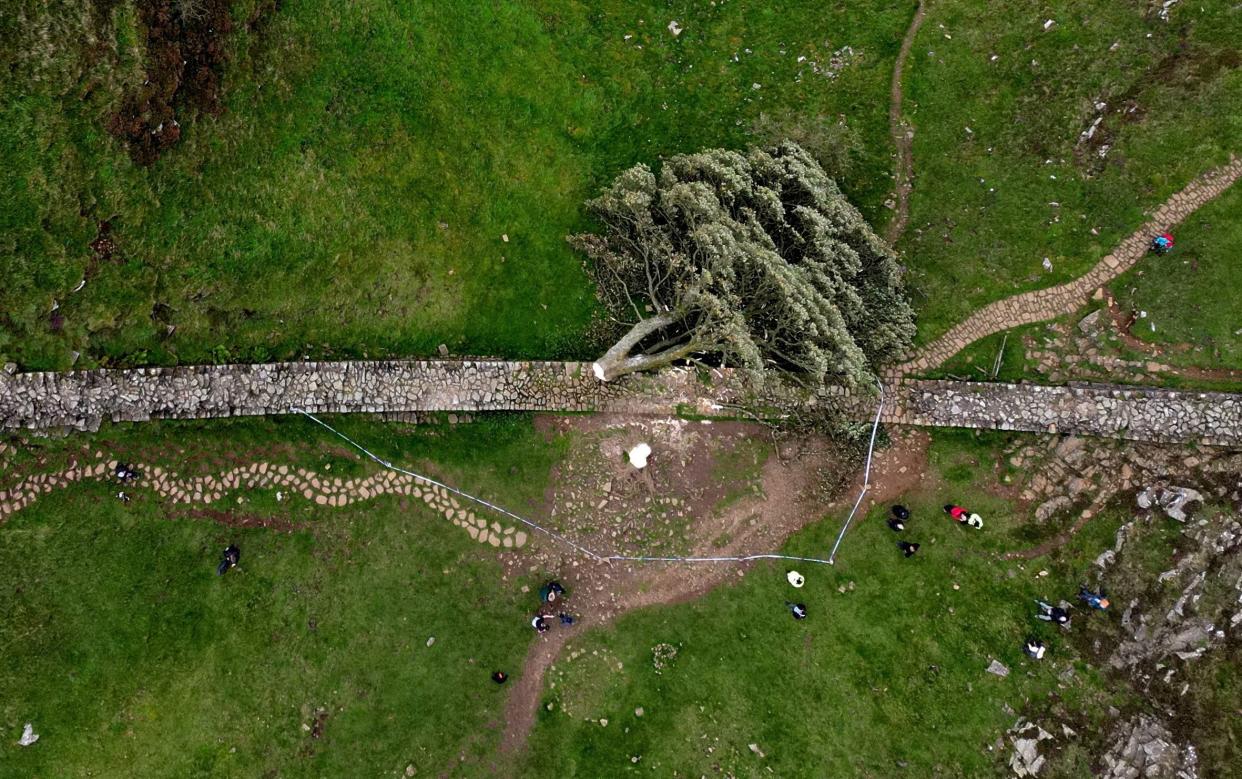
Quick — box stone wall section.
[4,360,1241,447]
[872,380,1242,448]
[0,360,753,433]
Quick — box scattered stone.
[986,659,1010,678]
[1077,309,1103,335]
[748,743,766,758]
[1136,484,1204,522]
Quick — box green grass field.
[2,418,1234,776]
[3,1,1242,775]
[1,0,908,370]
[899,0,1242,345]
[517,429,1128,776]
[0,415,562,776]
[1113,184,1242,371]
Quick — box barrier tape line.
[293,390,884,567]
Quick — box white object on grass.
[19,723,38,746]
[786,570,805,588]
[628,443,652,469]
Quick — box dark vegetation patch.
[104,0,276,164]
[1075,39,1242,173]
[176,505,309,532]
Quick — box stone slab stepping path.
[0,453,527,549]
[898,156,1242,374]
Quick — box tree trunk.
[592,313,694,381]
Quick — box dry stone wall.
[874,379,1242,447]
[3,361,1242,448]
[0,360,751,432]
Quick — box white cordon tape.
[827,381,885,564]
[293,386,884,567]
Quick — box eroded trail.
[884,0,927,246]
[495,420,931,763]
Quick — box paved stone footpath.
[899,156,1242,373]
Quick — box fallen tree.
[571,142,914,391]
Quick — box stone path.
[898,156,1242,373]
[884,0,926,246]
[0,453,527,549]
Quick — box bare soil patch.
[174,506,309,532]
[1104,288,1242,382]
[495,416,932,763]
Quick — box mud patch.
[1075,42,1241,172]
[105,0,278,163]
[174,506,309,532]
[497,416,933,760]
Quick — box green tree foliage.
[571,141,915,391]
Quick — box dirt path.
[494,423,930,764]
[899,156,1242,374]
[1103,289,1242,382]
[884,0,927,246]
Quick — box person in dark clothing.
[216,544,240,576]
[539,581,566,604]
[1035,600,1070,625]
[1078,586,1110,610]
[888,505,909,531]
[531,616,549,633]
[558,613,575,626]
[897,541,920,558]
[1023,638,1046,660]
[492,671,508,684]
[115,463,140,482]
[787,602,808,620]
[116,491,131,503]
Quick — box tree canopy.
[571,141,915,391]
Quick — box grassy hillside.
[0,415,560,776]
[0,0,908,370]
[899,0,1242,345]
